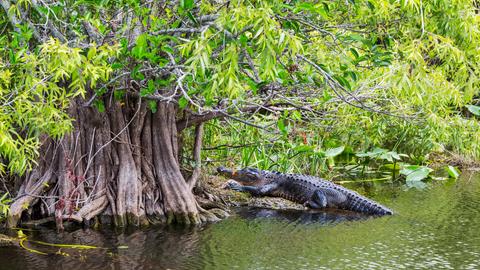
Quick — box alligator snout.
[217,166,231,174]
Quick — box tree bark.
[7,98,224,228]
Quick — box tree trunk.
[7,98,225,228]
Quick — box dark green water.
[1,173,479,270]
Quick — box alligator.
[217,167,393,216]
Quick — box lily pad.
[400,165,432,189]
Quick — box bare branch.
[242,48,260,83]
[187,123,204,190]
[30,0,67,42]
[152,27,206,35]
[196,14,219,24]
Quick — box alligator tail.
[346,196,393,216]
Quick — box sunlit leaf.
[293,145,314,153]
[466,105,480,116]
[180,0,194,10]
[324,146,345,157]
[445,166,460,179]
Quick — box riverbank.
[198,174,305,211]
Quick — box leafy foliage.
[0,192,11,220]
[0,0,479,177]
[0,35,116,174]
[195,0,480,176]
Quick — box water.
[1,173,480,270]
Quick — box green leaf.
[324,146,345,157]
[400,165,432,183]
[93,100,105,113]
[445,166,460,179]
[374,60,391,67]
[140,88,153,97]
[323,90,332,102]
[112,62,123,69]
[466,105,480,116]
[405,168,430,182]
[180,0,194,10]
[148,100,157,113]
[87,46,96,60]
[161,45,174,54]
[348,34,364,42]
[356,148,387,158]
[178,97,188,109]
[293,145,314,153]
[367,1,375,10]
[382,163,401,170]
[399,164,419,175]
[346,71,358,81]
[349,48,359,59]
[114,90,125,101]
[186,11,198,24]
[333,75,351,90]
[131,34,148,59]
[147,79,155,91]
[277,118,287,134]
[17,230,26,238]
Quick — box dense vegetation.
[0,0,479,227]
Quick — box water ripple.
[1,173,480,270]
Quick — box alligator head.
[217,166,264,185]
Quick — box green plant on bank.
[193,119,462,189]
[191,0,480,178]
[0,192,11,221]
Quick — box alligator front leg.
[225,180,278,196]
[305,188,347,209]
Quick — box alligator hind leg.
[305,190,328,209]
[306,188,348,209]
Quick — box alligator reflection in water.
[235,207,369,224]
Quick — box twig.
[152,27,206,35]
[30,0,67,42]
[242,48,260,83]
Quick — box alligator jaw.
[217,166,236,177]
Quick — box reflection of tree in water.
[5,226,204,270]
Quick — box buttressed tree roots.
[7,98,226,229]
